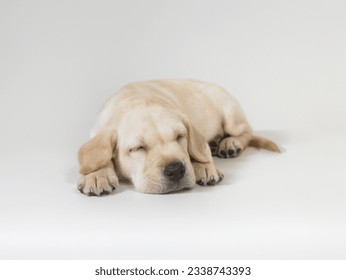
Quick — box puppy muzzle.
[163,161,186,181]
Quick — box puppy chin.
[159,177,195,194]
[134,173,195,194]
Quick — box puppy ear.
[183,119,210,163]
[78,129,117,175]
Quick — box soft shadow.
[124,182,217,196]
[170,184,218,195]
[213,149,256,185]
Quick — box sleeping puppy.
[77,80,280,195]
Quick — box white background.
[0,0,345,259]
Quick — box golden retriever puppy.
[77,80,280,195]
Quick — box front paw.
[77,165,119,196]
[192,162,224,186]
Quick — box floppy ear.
[78,129,117,175]
[183,119,210,163]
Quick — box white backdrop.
[1,0,346,259]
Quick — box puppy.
[77,80,280,195]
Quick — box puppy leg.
[217,101,253,159]
[218,133,252,158]
[192,161,224,186]
[78,162,119,196]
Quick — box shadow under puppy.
[77,80,280,196]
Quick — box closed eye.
[176,134,186,141]
[129,145,146,153]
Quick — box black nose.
[164,161,186,181]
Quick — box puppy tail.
[249,135,281,153]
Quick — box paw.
[208,141,219,156]
[192,162,224,186]
[218,137,244,158]
[77,165,119,196]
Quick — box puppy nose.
[164,161,185,181]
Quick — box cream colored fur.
[77,80,280,196]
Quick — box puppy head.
[115,106,209,194]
